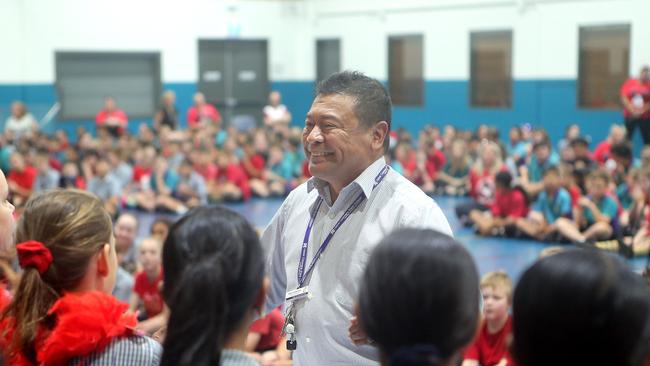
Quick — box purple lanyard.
[297,165,390,287]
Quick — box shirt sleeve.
[532,195,543,213]
[133,273,144,297]
[602,197,619,219]
[262,198,289,314]
[193,174,208,204]
[250,314,272,335]
[510,190,529,218]
[620,79,631,97]
[560,192,572,217]
[463,339,480,360]
[401,199,453,237]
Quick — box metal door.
[198,39,268,129]
[316,39,340,83]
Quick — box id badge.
[285,286,310,302]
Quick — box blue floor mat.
[132,195,647,281]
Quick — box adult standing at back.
[186,92,221,131]
[621,65,650,144]
[262,71,452,365]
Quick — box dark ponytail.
[162,255,229,365]
[161,206,264,366]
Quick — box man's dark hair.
[316,71,392,152]
[533,140,551,152]
[496,171,513,188]
[611,142,633,161]
[543,165,560,177]
[569,137,590,148]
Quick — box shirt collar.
[307,157,386,200]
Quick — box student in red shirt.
[463,271,515,366]
[621,65,650,144]
[7,152,37,207]
[456,141,504,224]
[245,308,291,364]
[593,124,626,166]
[470,171,529,237]
[209,151,251,202]
[95,96,128,137]
[186,92,221,130]
[241,138,270,198]
[425,140,446,181]
[129,237,165,333]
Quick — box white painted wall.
[0,0,311,83]
[311,0,650,80]
[1,0,648,84]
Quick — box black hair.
[358,229,480,366]
[543,166,560,178]
[495,170,513,188]
[533,140,551,152]
[611,142,633,161]
[150,217,173,232]
[179,158,193,167]
[512,249,650,366]
[160,206,264,366]
[569,137,590,148]
[316,70,392,152]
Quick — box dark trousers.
[625,117,650,145]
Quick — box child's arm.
[136,305,169,335]
[580,198,610,223]
[128,292,140,314]
[245,332,262,353]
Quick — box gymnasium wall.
[1,0,649,147]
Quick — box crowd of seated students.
[4,93,650,258]
[0,91,308,218]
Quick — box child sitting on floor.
[463,271,515,366]
[555,170,619,245]
[515,166,572,241]
[470,171,529,237]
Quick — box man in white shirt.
[263,91,292,136]
[262,71,452,365]
[4,101,37,140]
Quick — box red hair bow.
[16,240,53,274]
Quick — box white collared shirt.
[262,157,452,366]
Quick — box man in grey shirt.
[262,71,452,365]
[87,157,121,216]
[33,150,60,192]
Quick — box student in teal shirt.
[556,170,619,244]
[516,166,571,240]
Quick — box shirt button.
[328,213,336,219]
[306,337,311,343]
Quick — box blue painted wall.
[0,79,631,150]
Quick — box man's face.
[114,215,137,253]
[535,145,550,162]
[640,68,649,82]
[543,172,560,192]
[96,160,110,178]
[269,91,281,106]
[303,94,376,188]
[105,98,115,111]
[10,155,25,172]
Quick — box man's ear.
[373,121,389,151]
